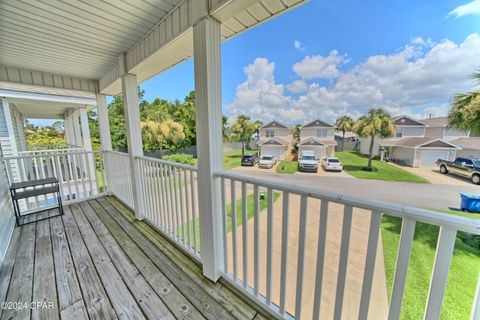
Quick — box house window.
[396,128,403,138]
[266,130,275,137]
[316,129,327,138]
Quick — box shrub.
[163,153,196,165]
[361,166,378,172]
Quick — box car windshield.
[328,159,340,163]
[302,156,316,160]
[473,160,480,167]
[243,155,253,159]
[262,156,273,160]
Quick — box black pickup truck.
[436,157,480,185]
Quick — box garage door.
[260,146,286,160]
[298,146,326,160]
[420,150,451,167]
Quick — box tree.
[447,69,480,135]
[222,115,229,140]
[292,124,301,140]
[353,108,396,169]
[335,115,354,151]
[230,115,255,155]
[141,118,185,159]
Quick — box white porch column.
[193,17,224,281]
[64,115,74,146]
[0,98,18,157]
[79,108,96,187]
[121,73,145,220]
[97,94,112,152]
[71,110,83,148]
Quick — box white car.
[259,155,276,169]
[322,157,343,171]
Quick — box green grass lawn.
[275,161,298,174]
[382,209,480,319]
[179,190,281,249]
[223,149,258,170]
[336,151,429,183]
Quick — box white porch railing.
[18,147,85,156]
[104,151,134,210]
[214,171,480,320]
[101,152,480,319]
[136,156,200,259]
[3,149,107,212]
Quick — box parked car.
[322,157,343,172]
[241,153,258,166]
[436,157,480,185]
[298,150,318,172]
[259,155,276,169]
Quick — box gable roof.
[380,137,460,149]
[301,119,335,129]
[393,115,425,126]
[421,117,448,127]
[260,121,289,129]
[298,136,336,146]
[450,137,480,150]
[258,137,289,146]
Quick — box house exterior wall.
[298,145,326,160]
[400,127,425,137]
[391,147,416,167]
[259,127,290,139]
[444,128,469,140]
[301,127,335,138]
[424,127,445,139]
[359,136,380,156]
[0,148,14,265]
[457,149,480,158]
[259,145,288,160]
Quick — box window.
[316,129,327,138]
[266,130,274,137]
[396,128,403,138]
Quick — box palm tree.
[230,115,255,155]
[141,118,185,159]
[335,115,354,151]
[353,108,396,169]
[447,69,480,135]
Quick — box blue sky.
[34,0,480,126]
[139,0,480,125]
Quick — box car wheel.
[472,174,480,185]
[440,165,448,174]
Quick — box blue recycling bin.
[460,193,480,213]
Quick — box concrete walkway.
[226,192,389,319]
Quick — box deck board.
[1,196,264,320]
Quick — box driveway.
[393,165,474,186]
[230,167,479,210]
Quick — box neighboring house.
[334,131,359,151]
[359,115,478,167]
[298,119,336,160]
[258,121,291,160]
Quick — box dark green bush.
[361,166,378,172]
[164,153,196,165]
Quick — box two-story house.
[297,119,337,160]
[258,120,291,160]
[360,115,479,167]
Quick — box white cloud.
[292,50,348,79]
[448,0,480,18]
[225,34,480,125]
[293,40,306,51]
[286,80,308,93]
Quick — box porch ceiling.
[0,0,182,79]
[9,99,90,119]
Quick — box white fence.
[3,149,106,212]
[215,171,480,320]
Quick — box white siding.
[391,147,416,167]
[401,127,425,137]
[425,127,445,139]
[359,136,380,156]
[298,145,326,160]
[259,128,290,139]
[301,127,335,139]
[0,148,14,265]
[457,149,480,159]
[444,128,469,140]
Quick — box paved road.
[231,168,480,210]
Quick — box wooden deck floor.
[0,196,265,320]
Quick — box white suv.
[322,157,343,171]
[298,151,318,173]
[259,155,276,169]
